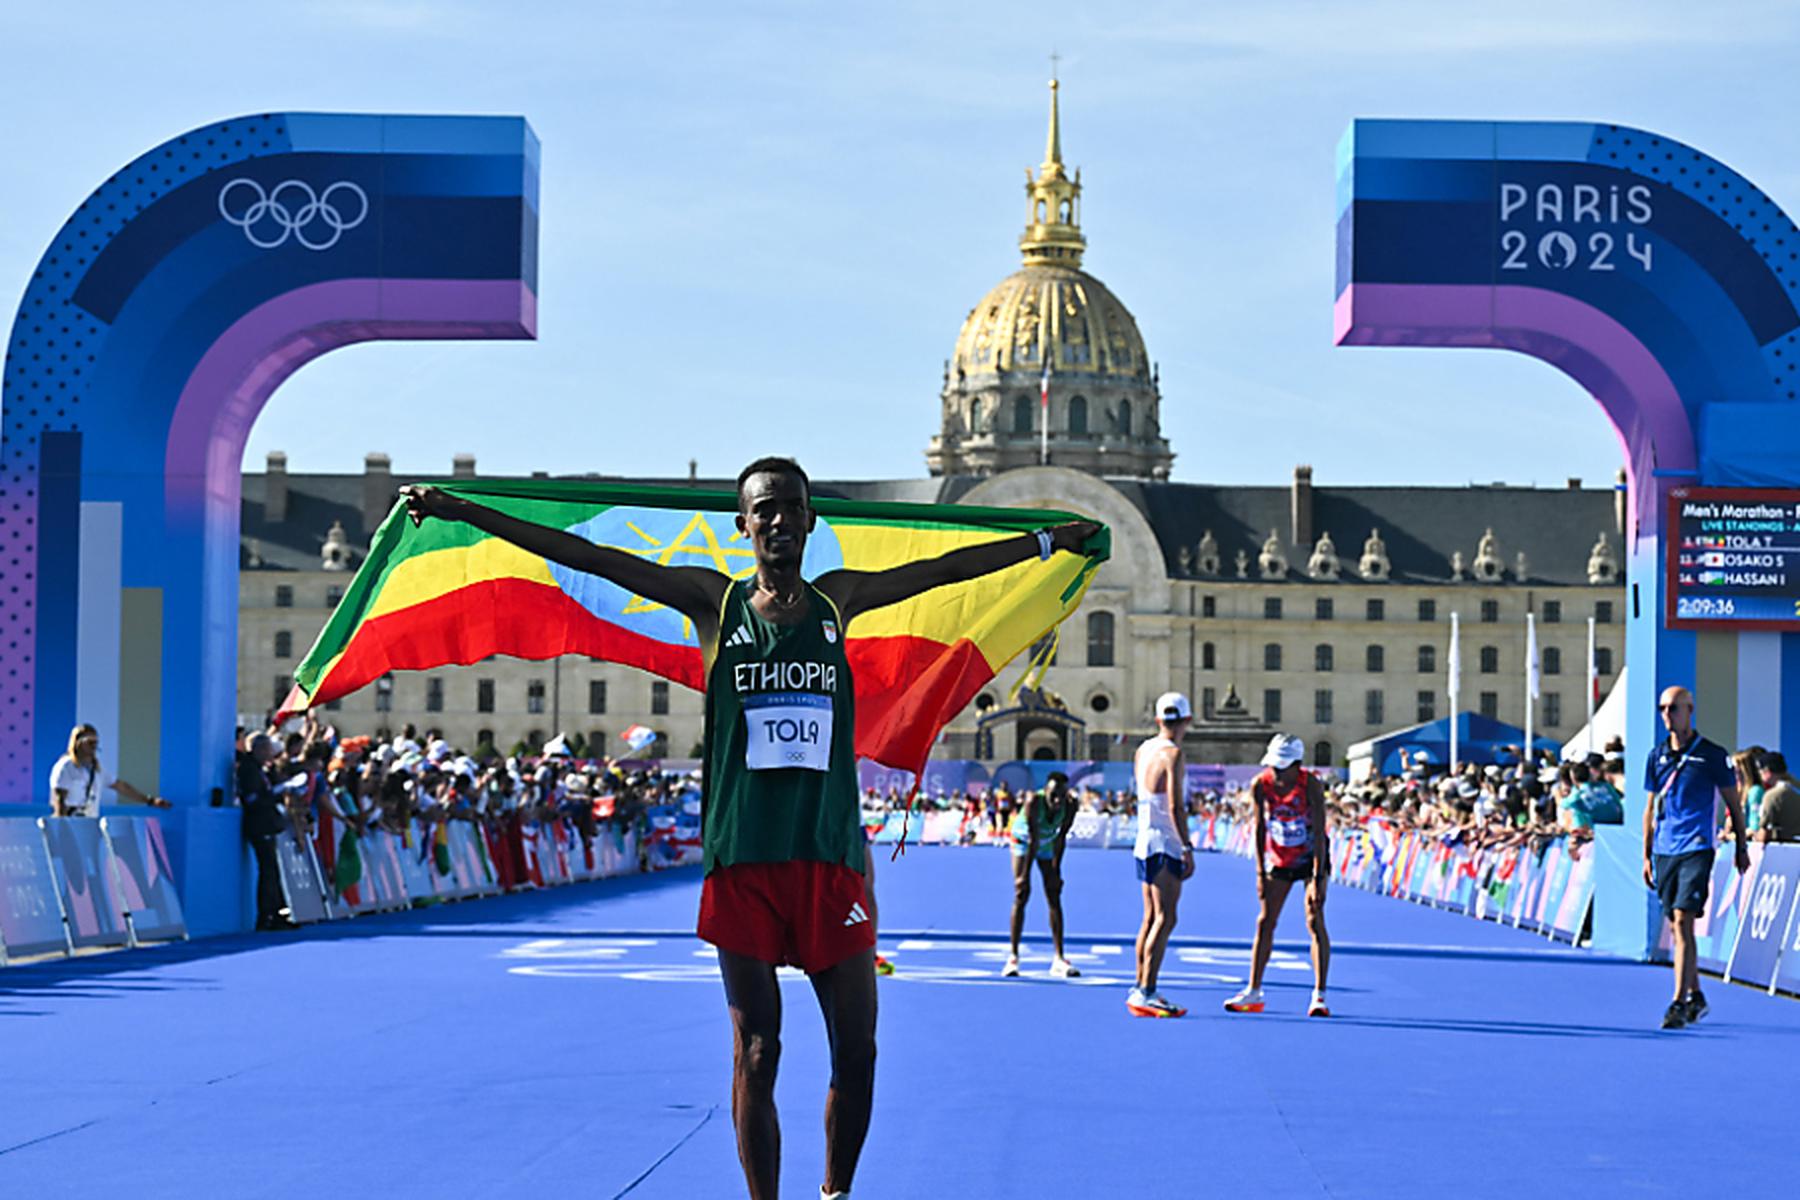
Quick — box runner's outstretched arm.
[400,486,727,634]
[819,520,1101,625]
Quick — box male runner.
[1643,685,1748,1030]
[1002,772,1080,979]
[1128,693,1194,1017]
[404,460,1094,1199]
[1223,733,1331,1017]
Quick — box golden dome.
[951,264,1148,379]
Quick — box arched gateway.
[0,113,538,929]
[1337,120,1800,956]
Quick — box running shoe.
[1130,992,1186,1018]
[1307,995,1330,1018]
[1223,987,1265,1014]
[874,955,895,977]
[1001,955,1021,977]
[1660,1000,1688,1030]
[1126,986,1147,1011]
[1049,956,1082,979]
[1683,989,1709,1025]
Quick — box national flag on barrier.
[280,479,1110,776]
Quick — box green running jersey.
[702,579,862,873]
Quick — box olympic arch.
[1336,120,1800,957]
[0,113,537,925]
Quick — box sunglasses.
[1658,703,1690,712]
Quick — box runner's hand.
[1735,842,1751,874]
[1180,847,1194,880]
[1256,870,1267,900]
[1642,859,1654,888]
[399,485,465,528]
[1050,520,1103,554]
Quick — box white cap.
[1260,734,1305,769]
[1153,692,1192,722]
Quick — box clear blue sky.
[3,1,1797,487]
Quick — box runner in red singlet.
[1224,733,1332,1017]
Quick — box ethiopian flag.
[282,479,1109,775]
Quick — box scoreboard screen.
[1668,488,1800,630]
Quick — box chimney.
[688,458,698,486]
[1291,465,1313,548]
[1566,477,1582,490]
[452,453,476,479]
[362,452,392,533]
[265,451,288,523]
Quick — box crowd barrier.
[1672,843,1800,994]
[0,815,187,962]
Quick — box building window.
[589,729,607,753]
[273,631,292,659]
[477,728,495,749]
[1313,740,1333,767]
[1544,693,1563,727]
[1086,611,1115,667]
[1315,597,1334,621]
[425,677,444,713]
[1543,600,1562,624]
[477,679,495,713]
[1596,647,1614,676]
[375,673,393,713]
[1417,690,1436,723]
[1314,689,1333,723]
[1367,598,1386,622]
[1201,642,1216,670]
[1264,689,1282,723]
[1117,398,1132,436]
[1012,395,1034,434]
[275,584,294,609]
[1479,646,1499,674]
[1264,643,1283,671]
[1264,597,1282,620]
[1479,691,1498,719]
[1418,599,1437,622]
[1201,686,1217,715]
[324,697,341,713]
[1090,693,1111,713]
[1366,645,1385,672]
[652,680,670,715]
[273,674,291,709]
[326,585,343,609]
[1418,645,1436,674]
[1314,644,1334,672]
[1595,601,1614,624]
[527,681,546,714]
[1480,600,1499,623]
[1068,394,1088,435]
[1365,689,1384,725]
[1201,595,1216,618]
[1543,647,1562,675]
[589,680,608,714]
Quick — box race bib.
[1269,816,1310,847]
[744,693,833,772]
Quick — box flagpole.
[1448,611,1461,773]
[1586,615,1597,755]
[1039,352,1051,467]
[1524,612,1537,771]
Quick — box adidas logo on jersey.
[724,625,754,649]
[843,902,869,927]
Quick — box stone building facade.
[236,81,1626,765]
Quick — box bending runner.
[1224,734,1331,1018]
[1128,693,1194,1017]
[1002,772,1080,979]
[404,460,1094,1200]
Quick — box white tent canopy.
[1561,666,1627,761]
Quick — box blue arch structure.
[1336,120,1800,957]
[0,114,537,925]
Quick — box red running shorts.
[698,860,875,975]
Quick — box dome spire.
[1020,68,1085,267]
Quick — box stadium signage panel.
[1666,487,1800,630]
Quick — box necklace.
[759,577,803,607]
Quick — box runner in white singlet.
[1127,692,1194,1018]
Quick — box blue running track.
[2,846,1796,1197]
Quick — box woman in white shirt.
[49,724,169,817]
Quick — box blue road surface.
[2,846,1797,1198]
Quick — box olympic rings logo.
[217,178,369,251]
[1749,874,1786,941]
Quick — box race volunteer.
[404,459,1095,1200]
[1643,685,1749,1031]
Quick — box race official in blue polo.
[1642,684,1750,1030]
